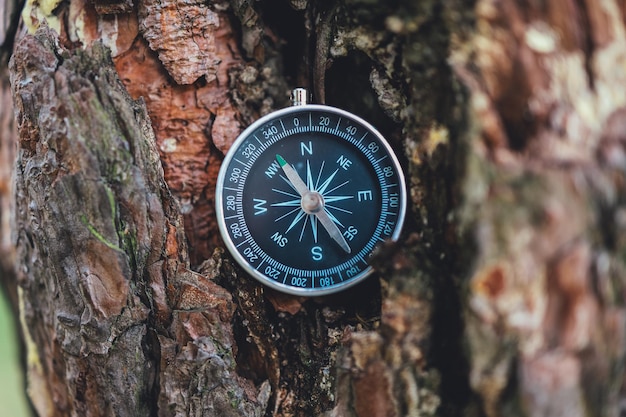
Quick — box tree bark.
[2,0,626,416]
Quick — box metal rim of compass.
[215,102,407,296]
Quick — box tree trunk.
[2,0,626,416]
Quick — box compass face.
[216,104,406,296]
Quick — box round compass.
[216,89,406,296]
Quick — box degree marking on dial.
[236,238,252,248]
[357,132,368,146]
[234,158,251,168]
[256,258,265,270]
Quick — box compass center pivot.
[301,191,324,214]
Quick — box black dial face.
[216,105,406,295]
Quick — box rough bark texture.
[2,0,626,416]
[456,2,626,416]
[10,29,267,416]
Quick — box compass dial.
[216,104,406,296]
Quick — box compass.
[215,89,406,296]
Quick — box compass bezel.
[215,104,407,296]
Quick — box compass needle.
[216,89,406,295]
[276,154,309,196]
[277,154,351,253]
[316,209,351,254]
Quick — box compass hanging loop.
[291,88,311,106]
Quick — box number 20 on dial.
[216,92,406,296]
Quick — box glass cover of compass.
[215,100,406,296]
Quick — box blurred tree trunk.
[2,0,626,416]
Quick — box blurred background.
[0,294,30,417]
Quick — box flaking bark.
[9,28,265,416]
